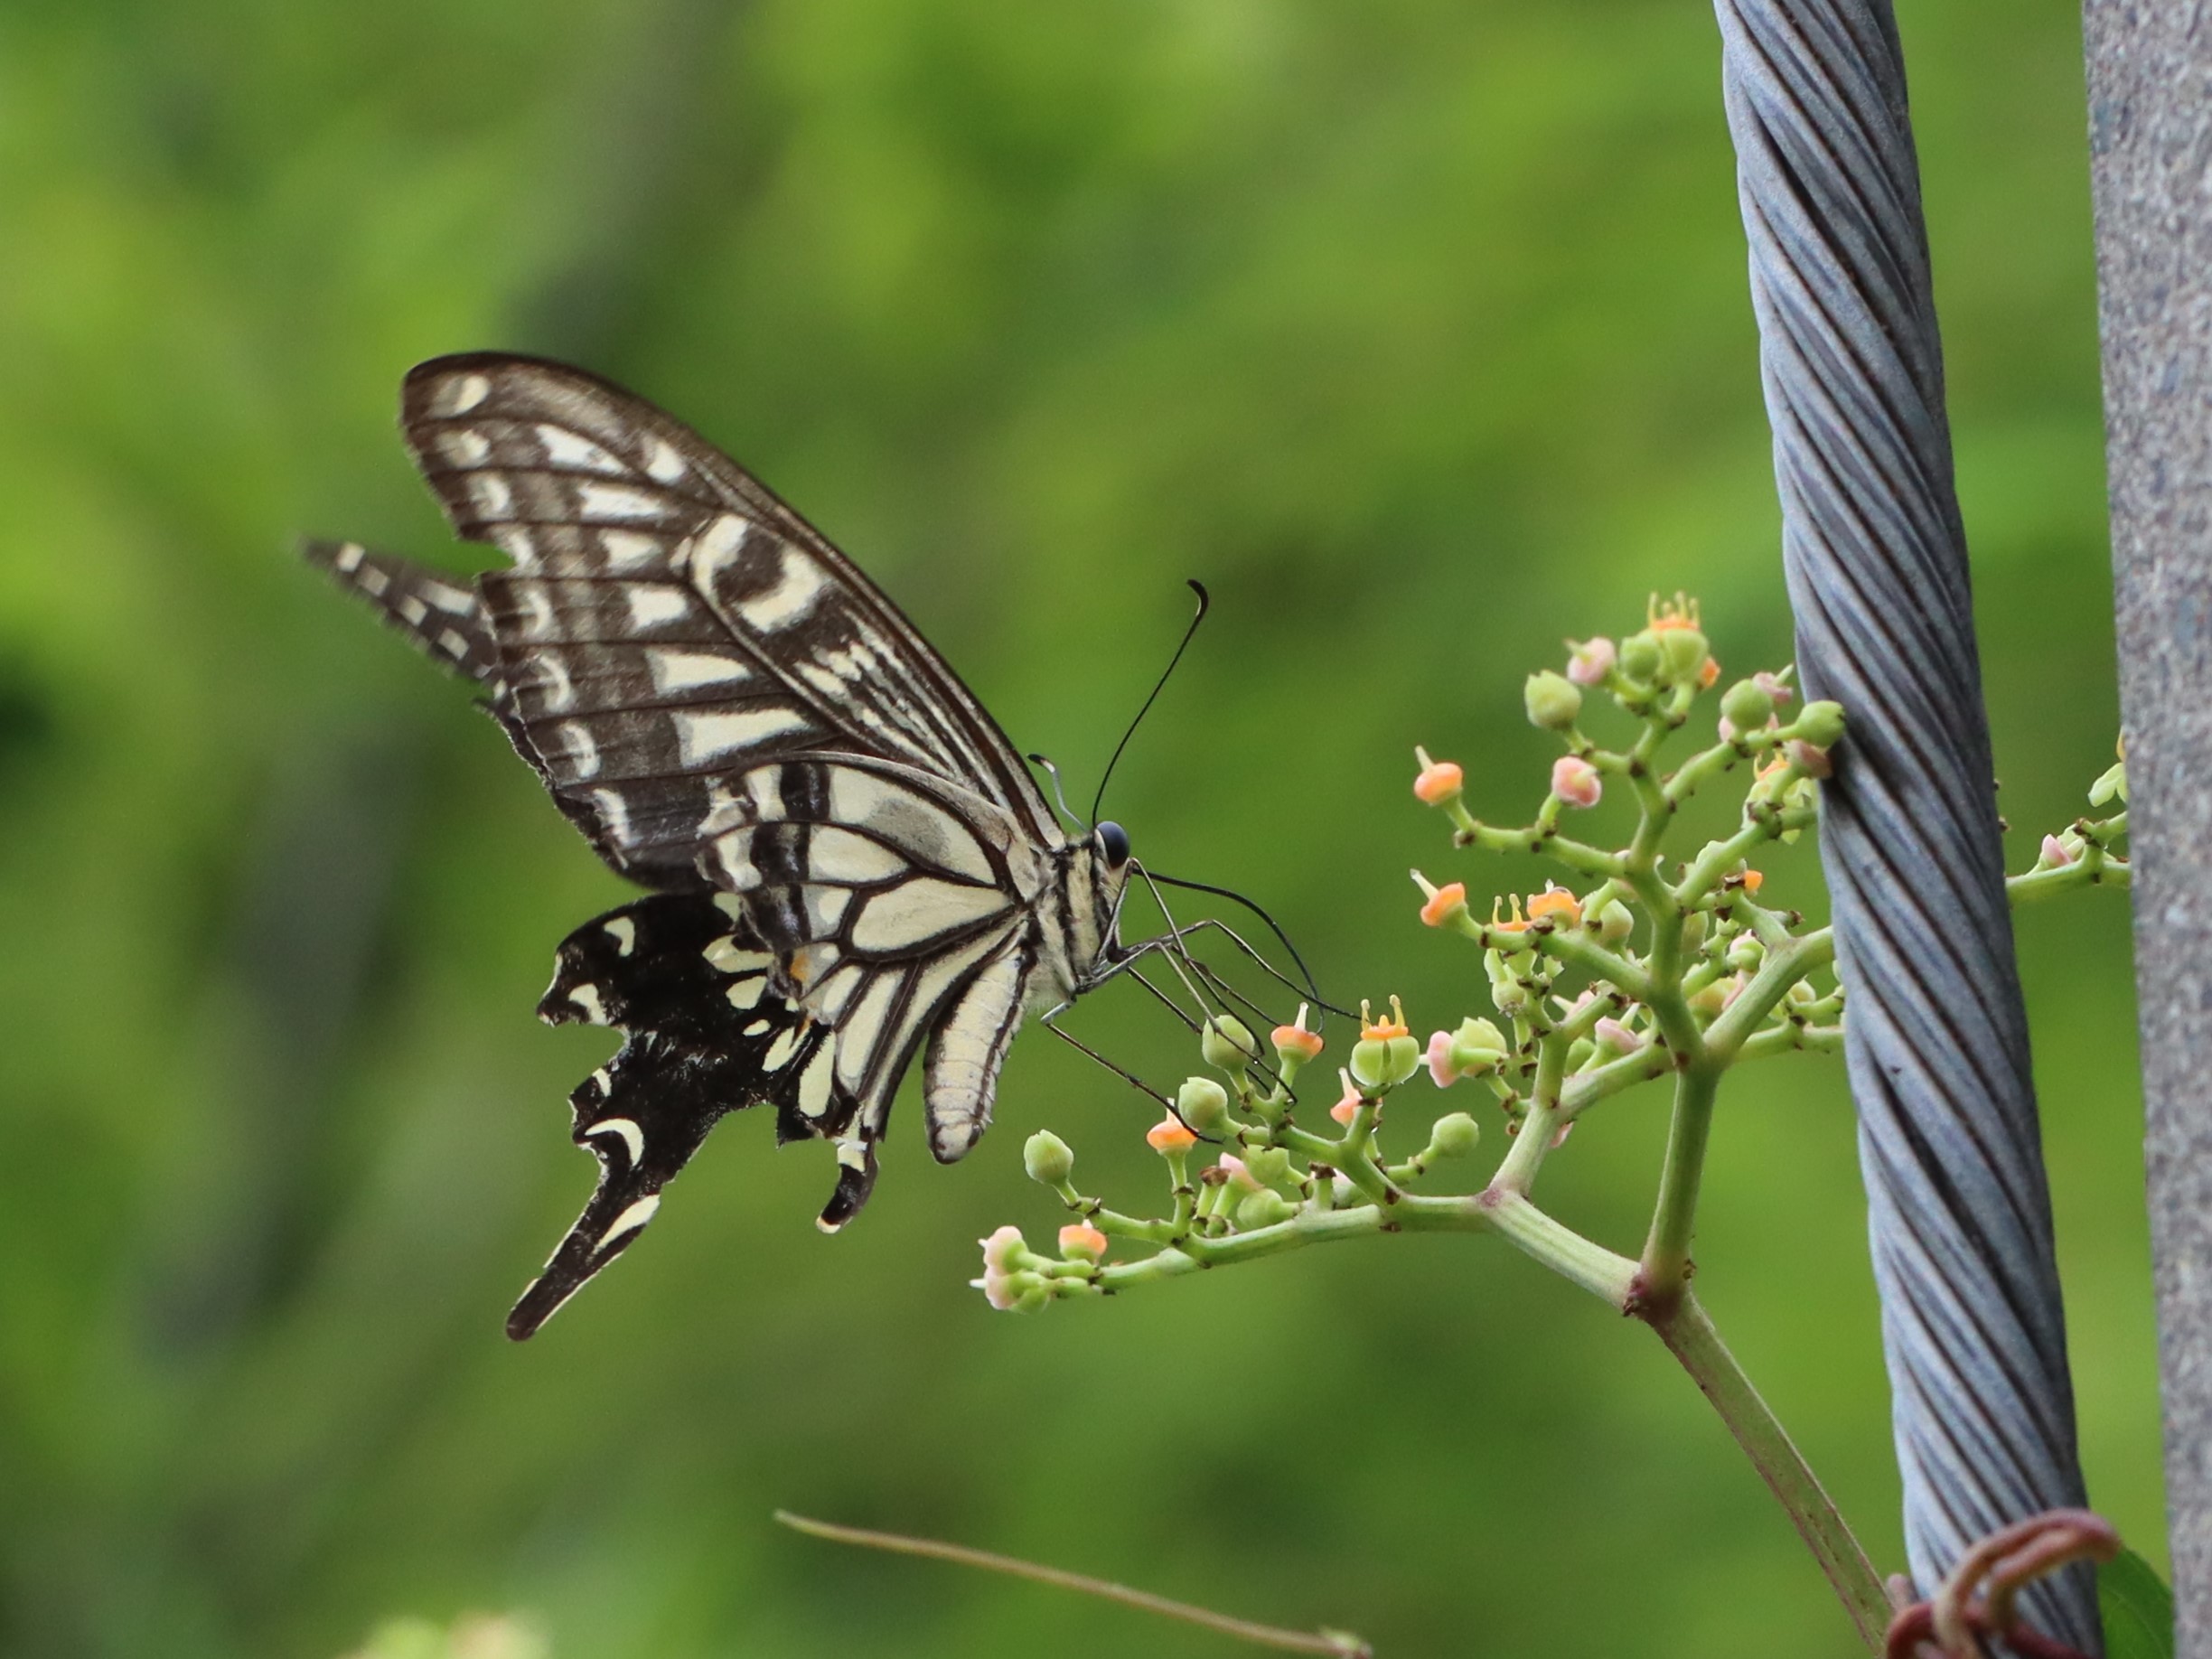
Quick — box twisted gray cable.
[1711,1,2100,1649]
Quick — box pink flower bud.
[1330,1072,1362,1125]
[1786,740,1832,779]
[979,1270,1022,1310]
[1425,1029,1459,1088]
[1593,1017,1641,1057]
[1566,637,1617,686]
[1754,670,1795,706]
[2040,834,2076,867]
[1551,755,1602,808]
[1219,1154,1261,1191]
[980,1224,1027,1274]
[1058,1222,1108,1261]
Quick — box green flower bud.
[1794,699,1845,747]
[1242,1147,1292,1187]
[1429,1111,1481,1158]
[1023,1130,1074,1186]
[1236,1188,1296,1231]
[2090,755,2128,807]
[1688,979,1729,1017]
[1565,1036,1595,1071]
[1448,1017,1508,1073]
[1680,910,1708,951]
[1175,1076,1232,1135]
[1201,1015,1261,1071]
[1594,897,1635,945]
[1720,678,1775,731]
[1658,625,1710,683]
[1523,670,1583,732]
[1618,630,1663,682]
[1725,933,1764,974]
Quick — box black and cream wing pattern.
[307,353,1130,1338]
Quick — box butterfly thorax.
[1030,831,1129,1012]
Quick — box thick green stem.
[1643,1295,1890,1652]
[1639,1059,1721,1296]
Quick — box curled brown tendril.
[1884,1509,2122,1659]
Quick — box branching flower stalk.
[973,597,2131,1654]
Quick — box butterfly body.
[309,353,1131,1337]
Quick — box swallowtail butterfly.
[308,354,1137,1339]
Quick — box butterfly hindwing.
[510,890,858,1338]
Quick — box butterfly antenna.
[1026,752,1090,833]
[1143,869,1343,1017]
[1091,579,1210,825]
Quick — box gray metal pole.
[1712,1,2102,1647]
[2084,5,2212,1650]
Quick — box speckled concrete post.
[2083,5,2212,1649]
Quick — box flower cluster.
[971,597,2127,1313]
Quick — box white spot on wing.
[645,439,688,482]
[578,482,664,521]
[648,649,753,695]
[675,706,811,767]
[398,595,428,625]
[334,542,364,573]
[590,787,633,848]
[438,373,491,415]
[595,1193,661,1250]
[604,916,636,956]
[706,937,773,973]
[559,722,601,780]
[763,1027,801,1069]
[422,580,475,614]
[726,977,766,1010]
[600,530,661,571]
[744,1018,772,1036]
[469,473,513,518]
[569,982,606,1023]
[586,1117,645,1165]
[360,566,391,597]
[799,1045,836,1118]
[536,654,576,712]
[440,428,491,466]
[537,424,628,475]
[624,586,690,631]
[437,628,471,657]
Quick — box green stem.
[1640,1296,1890,1652]
[1702,927,1834,1061]
[1493,1031,1568,1194]
[1639,1059,1721,1297]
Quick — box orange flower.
[1648,592,1702,631]
[1412,745,1464,806]
[1058,1222,1109,1261]
[1271,1004,1326,1061]
[1525,883,1581,926]
[1698,656,1721,689]
[1419,879,1467,928]
[1359,995,1411,1042]
[1488,895,1531,933]
[1146,1117,1198,1154]
[1740,868,1765,895]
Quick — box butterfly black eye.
[1096,820,1131,867]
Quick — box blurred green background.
[0,0,2147,1654]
